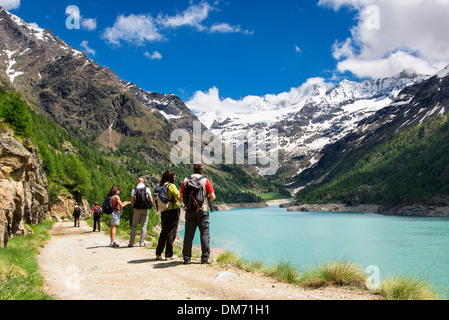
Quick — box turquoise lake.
[179,204,449,298]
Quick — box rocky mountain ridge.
[288,63,449,212]
[0,7,201,161]
[197,71,426,175]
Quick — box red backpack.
[93,206,103,216]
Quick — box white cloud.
[187,87,246,115]
[144,51,162,60]
[0,0,20,10]
[102,1,253,46]
[209,22,253,35]
[81,18,97,31]
[102,14,164,46]
[186,78,333,116]
[80,40,95,56]
[294,45,302,53]
[331,38,354,60]
[320,0,449,78]
[157,1,213,31]
[65,5,97,31]
[28,22,40,28]
[337,51,444,79]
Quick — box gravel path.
[37,221,378,300]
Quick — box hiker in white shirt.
[128,178,153,247]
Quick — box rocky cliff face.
[0,130,49,247]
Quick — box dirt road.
[37,221,378,300]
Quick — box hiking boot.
[110,242,120,248]
[183,259,191,265]
[156,255,166,261]
[201,259,210,265]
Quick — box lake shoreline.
[212,198,296,211]
[282,202,449,217]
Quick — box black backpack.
[133,187,153,209]
[102,196,114,215]
[183,175,207,212]
[73,206,81,217]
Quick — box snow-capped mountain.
[0,6,203,161]
[195,71,428,174]
[292,63,449,193]
[0,7,85,86]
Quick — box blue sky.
[4,0,449,106]
[6,0,356,100]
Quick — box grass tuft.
[300,260,367,289]
[266,261,300,284]
[378,275,440,300]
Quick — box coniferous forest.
[1,87,276,228]
[297,114,449,206]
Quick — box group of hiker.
[75,161,216,265]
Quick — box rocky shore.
[213,202,269,211]
[283,202,449,217]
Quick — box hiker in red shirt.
[92,202,103,232]
[180,162,216,265]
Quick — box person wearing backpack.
[180,162,216,265]
[108,185,130,248]
[92,202,103,232]
[155,170,182,261]
[73,203,82,228]
[128,178,153,248]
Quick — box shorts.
[111,211,120,226]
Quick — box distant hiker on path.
[128,178,153,247]
[92,202,103,232]
[155,170,182,261]
[180,162,216,265]
[108,185,130,248]
[73,203,82,228]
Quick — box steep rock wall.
[0,131,49,247]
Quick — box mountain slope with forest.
[0,7,274,213]
[0,78,272,248]
[293,67,449,213]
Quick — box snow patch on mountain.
[437,65,449,78]
[0,8,85,63]
[190,71,422,173]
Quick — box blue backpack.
[154,183,171,213]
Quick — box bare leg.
[110,225,117,244]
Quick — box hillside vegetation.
[297,114,449,206]
[0,86,275,228]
